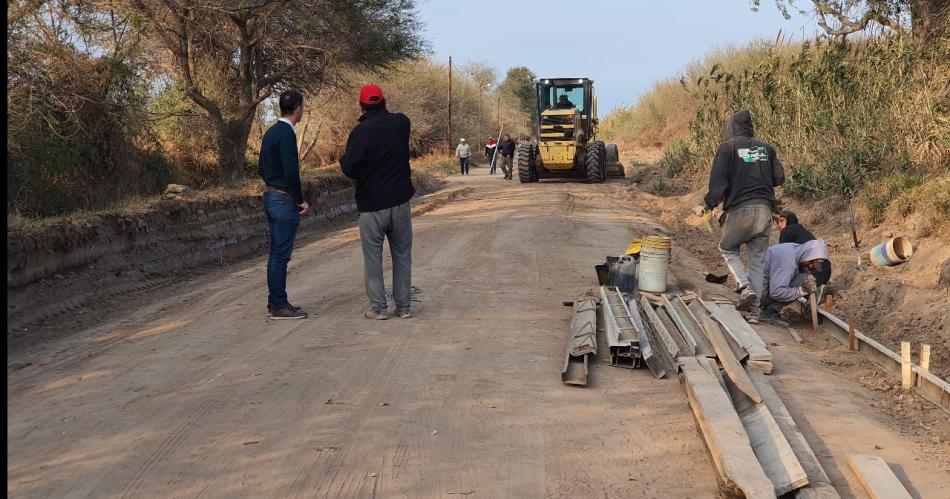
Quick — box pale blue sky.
[418,0,820,113]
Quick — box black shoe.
[269,306,307,319]
[269,304,303,314]
[758,310,789,327]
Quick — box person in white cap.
[455,138,471,175]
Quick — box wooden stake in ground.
[809,293,819,330]
[847,454,913,499]
[901,341,912,390]
[920,344,931,371]
[701,315,762,404]
[824,294,833,310]
[848,317,856,352]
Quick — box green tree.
[124,0,426,177]
[497,66,537,116]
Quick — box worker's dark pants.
[263,191,300,310]
[501,155,513,178]
[359,202,413,313]
[718,199,772,307]
[459,157,470,175]
[487,152,497,174]
[760,272,806,315]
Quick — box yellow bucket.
[624,239,642,255]
[642,235,672,250]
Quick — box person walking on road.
[341,84,415,320]
[498,133,516,180]
[701,109,784,320]
[258,89,310,320]
[485,136,498,174]
[456,138,471,175]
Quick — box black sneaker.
[269,306,308,320]
[758,310,789,327]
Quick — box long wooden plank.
[702,300,772,363]
[748,373,840,499]
[847,454,912,499]
[679,357,776,499]
[689,299,747,362]
[701,315,762,404]
[725,378,809,495]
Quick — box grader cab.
[517,77,624,183]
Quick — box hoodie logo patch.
[738,146,768,163]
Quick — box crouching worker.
[756,239,832,326]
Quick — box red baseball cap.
[359,84,385,105]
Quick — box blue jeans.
[459,157,470,175]
[263,191,300,309]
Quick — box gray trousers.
[761,272,806,315]
[501,155,513,178]
[718,200,772,306]
[359,202,413,312]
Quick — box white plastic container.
[637,236,671,293]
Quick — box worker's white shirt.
[279,117,296,135]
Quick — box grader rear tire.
[517,143,538,183]
[594,141,607,181]
[606,143,619,163]
[586,145,604,183]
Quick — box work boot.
[396,308,412,319]
[365,308,389,320]
[268,306,308,320]
[758,309,790,327]
[746,307,760,325]
[735,286,757,312]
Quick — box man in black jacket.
[703,110,784,316]
[258,89,310,320]
[497,133,516,180]
[341,84,415,320]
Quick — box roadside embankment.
[7,159,458,336]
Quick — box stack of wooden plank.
[690,298,774,374]
[672,296,841,498]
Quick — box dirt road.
[7,167,949,498]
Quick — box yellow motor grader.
[517,77,624,183]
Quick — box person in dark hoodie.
[776,210,816,244]
[703,110,785,320]
[341,84,415,320]
[758,239,831,326]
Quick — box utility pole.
[447,56,453,150]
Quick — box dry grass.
[7,154,459,233]
[603,29,950,240]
